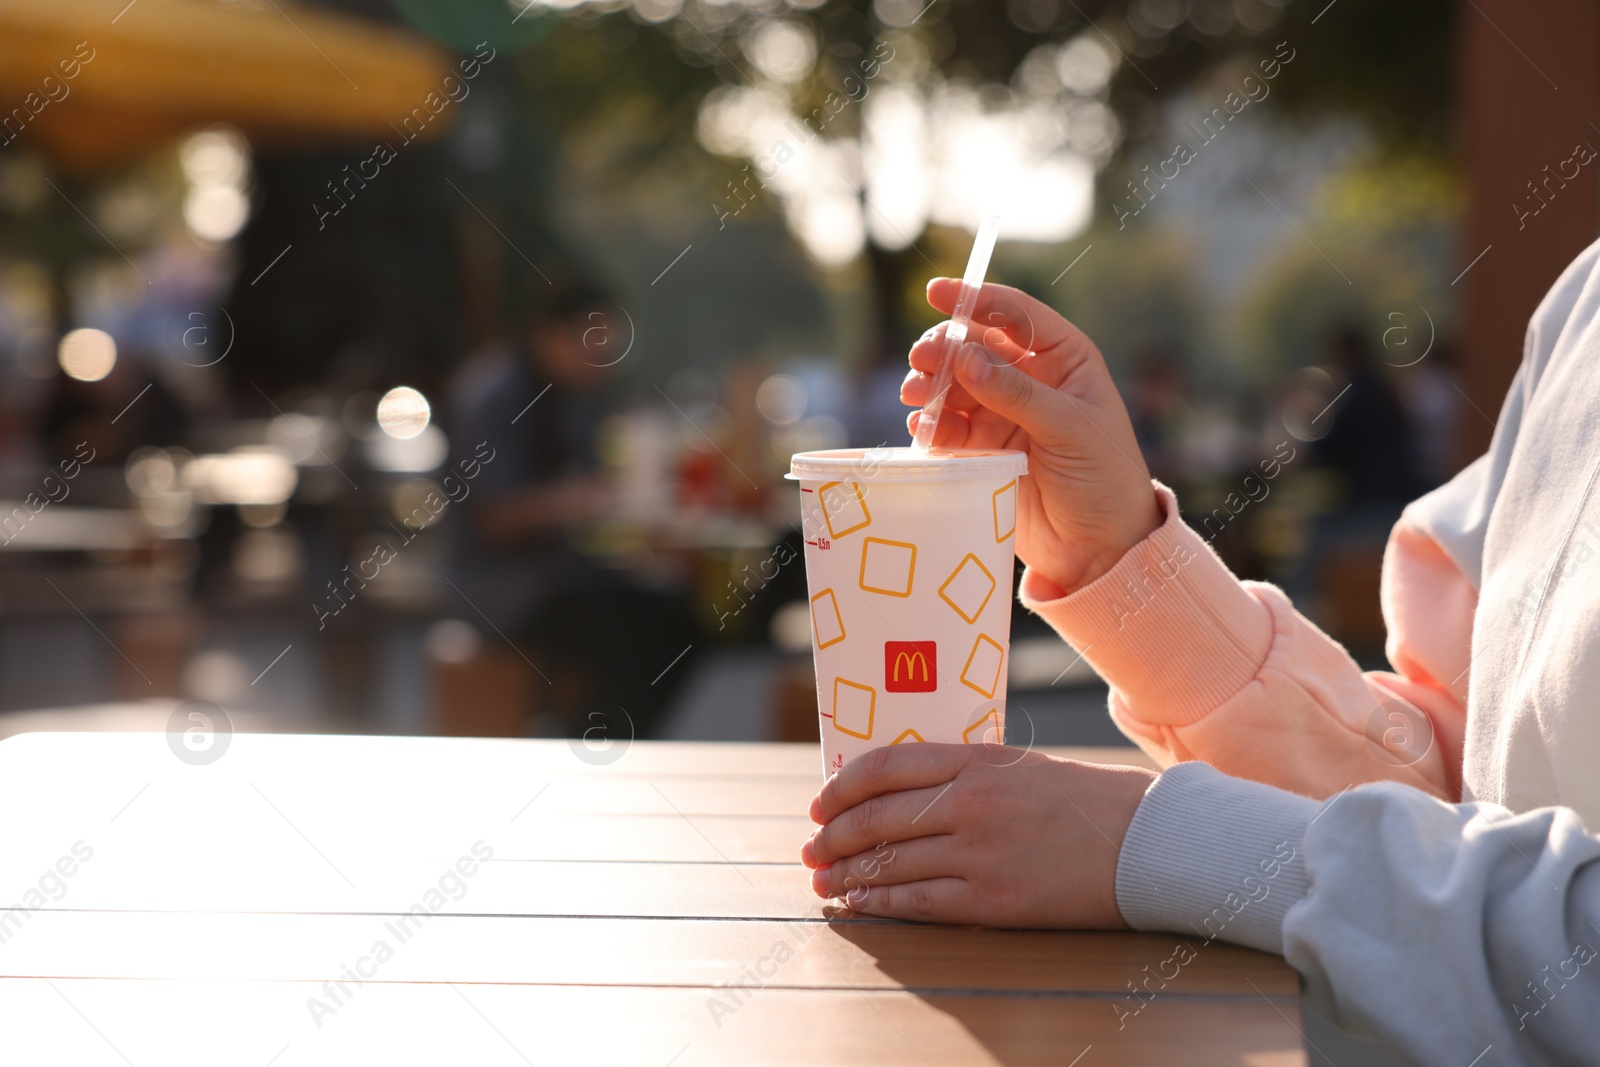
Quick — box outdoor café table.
[0,733,1307,1065]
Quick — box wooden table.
[0,734,1306,1065]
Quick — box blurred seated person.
[1310,323,1428,515]
[445,277,699,739]
[1284,324,1430,623]
[1122,338,1188,493]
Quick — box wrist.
[1032,485,1165,598]
[1050,759,1157,930]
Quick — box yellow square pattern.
[810,588,846,650]
[831,678,876,739]
[938,553,997,624]
[960,633,1005,699]
[859,537,917,598]
[819,481,872,539]
[891,728,924,744]
[963,708,1002,745]
[993,480,1017,543]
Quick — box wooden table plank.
[499,813,814,863]
[1,978,1305,1067]
[0,912,1296,997]
[0,736,1155,870]
[26,857,822,918]
[0,733,1301,1066]
[0,736,1159,882]
[0,731,1151,777]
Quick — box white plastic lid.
[788,447,1028,482]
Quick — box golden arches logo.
[893,651,929,683]
[884,640,936,692]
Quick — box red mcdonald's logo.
[885,641,936,693]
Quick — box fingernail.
[961,345,992,384]
[800,838,816,866]
[811,865,832,896]
[845,884,869,908]
[921,327,938,342]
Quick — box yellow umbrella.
[0,0,456,169]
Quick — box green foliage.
[496,0,1452,202]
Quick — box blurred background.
[0,0,1592,756]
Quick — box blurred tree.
[0,0,1455,392]
[496,0,1452,222]
[483,0,1453,358]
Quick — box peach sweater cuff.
[1018,483,1275,727]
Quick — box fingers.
[900,368,937,406]
[804,781,955,867]
[968,319,1039,372]
[811,835,951,899]
[842,877,975,922]
[908,324,960,376]
[952,342,1068,446]
[812,743,969,824]
[907,320,1057,447]
[927,278,1087,362]
[902,363,981,421]
[904,406,973,449]
[909,322,1033,379]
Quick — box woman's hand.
[800,743,1157,928]
[903,280,1162,597]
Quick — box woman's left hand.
[801,743,1157,928]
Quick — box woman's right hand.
[903,279,1163,599]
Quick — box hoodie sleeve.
[1018,468,1486,801]
[1115,762,1600,1066]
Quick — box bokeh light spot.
[755,373,808,425]
[377,386,432,440]
[58,328,117,381]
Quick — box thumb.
[953,342,1062,441]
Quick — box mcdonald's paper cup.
[789,447,1029,776]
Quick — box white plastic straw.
[910,213,1001,454]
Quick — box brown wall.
[1457,2,1600,462]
